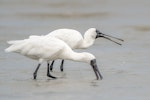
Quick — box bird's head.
[81,52,103,80]
[95,28,124,45]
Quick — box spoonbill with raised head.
[37,28,123,72]
[5,36,103,80]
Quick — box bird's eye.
[96,29,101,34]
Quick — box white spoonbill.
[37,28,123,71]
[5,36,103,80]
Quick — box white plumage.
[33,28,123,71]
[5,36,103,80]
[47,28,97,49]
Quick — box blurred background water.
[0,0,150,100]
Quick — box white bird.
[5,36,103,80]
[32,28,123,72]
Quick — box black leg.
[33,64,41,79]
[50,60,55,71]
[60,60,64,72]
[47,62,57,79]
[47,62,50,75]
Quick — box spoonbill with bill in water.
[5,36,103,80]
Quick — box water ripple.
[17,12,110,19]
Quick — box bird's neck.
[79,34,95,49]
[62,48,90,64]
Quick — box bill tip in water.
[121,39,124,42]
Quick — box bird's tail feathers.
[5,44,24,53]
[7,40,23,44]
[5,40,26,53]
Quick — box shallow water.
[0,0,150,100]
